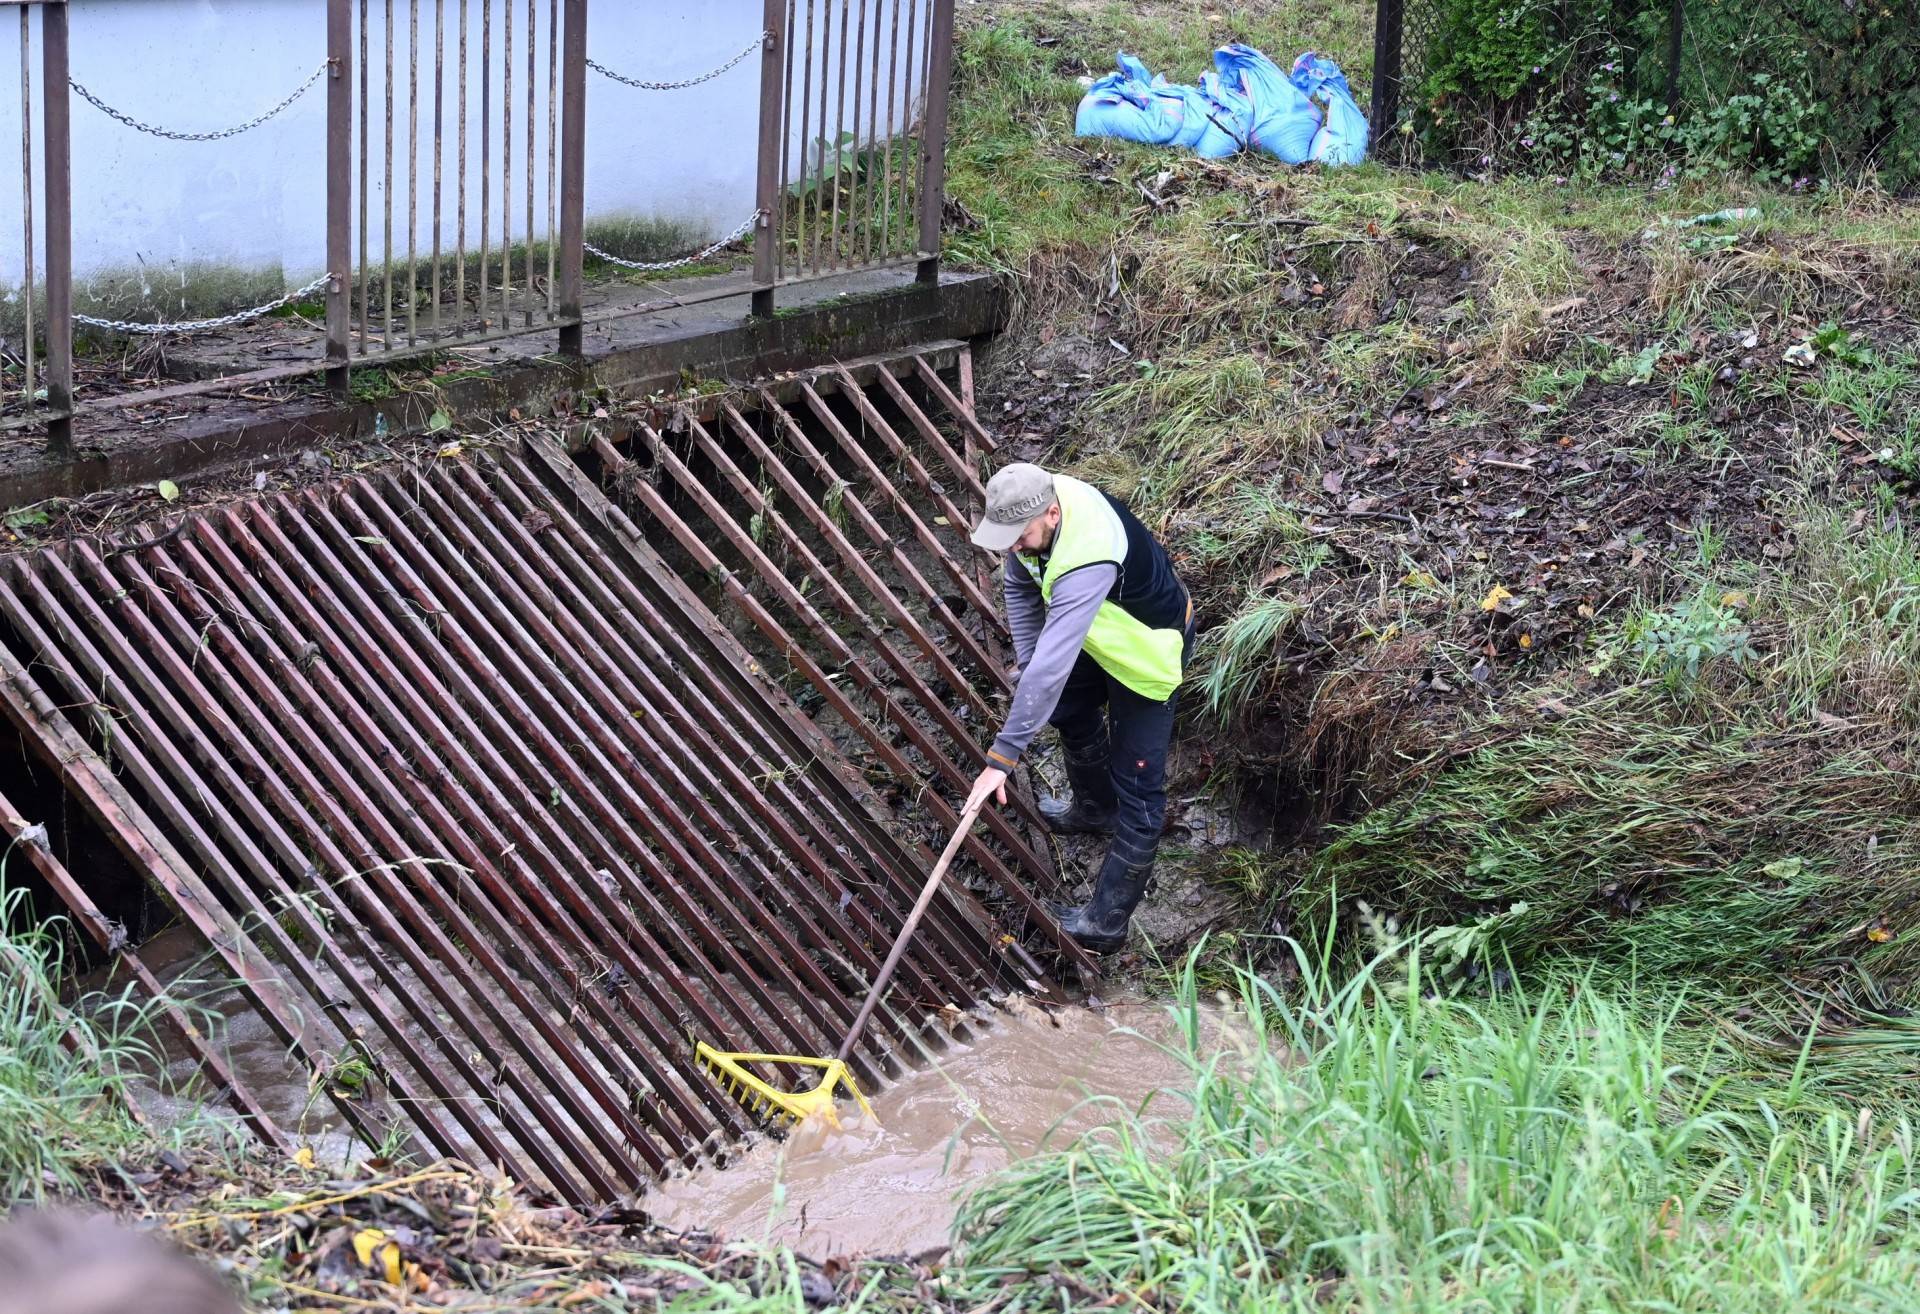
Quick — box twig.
[103,520,187,558]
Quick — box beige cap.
[970,462,1056,551]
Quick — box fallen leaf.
[156,479,180,502]
[292,1146,315,1170]
[426,409,452,432]
[353,1227,387,1269]
[1479,584,1513,612]
[437,441,465,459]
[1321,471,1345,495]
[1867,925,1893,944]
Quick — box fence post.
[914,0,953,285]
[41,0,71,456]
[557,0,586,354]
[325,0,351,396]
[1664,0,1684,113]
[750,2,782,318]
[1370,0,1404,153]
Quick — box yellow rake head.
[694,1042,875,1128]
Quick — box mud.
[647,997,1211,1258]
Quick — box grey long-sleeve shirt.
[987,555,1118,768]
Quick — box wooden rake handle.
[836,797,987,1065]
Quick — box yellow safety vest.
[1016,475,1186,701]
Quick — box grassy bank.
[952,955,1920,1313]
[945,3,1920,1001]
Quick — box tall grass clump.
[951,950,1920,1313]
[0,874,157,1198]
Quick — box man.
[964,462,1192,953]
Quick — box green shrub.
[1412,0,1919,191]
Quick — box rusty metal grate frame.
[0,347,1069,1201]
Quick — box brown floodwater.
[76,927,1224,1258]
[647,996,1210,1258]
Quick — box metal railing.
[0,0,955,455]
[6,2,71,452]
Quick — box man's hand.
[966,765,1010,814]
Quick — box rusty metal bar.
[135,526,673,1186]
[456,0,467,325]
[879,0,897,259]
[714,397,994,729]
[130,529,635,1197]
[811,0,830,273]
[751,3,781,316]
[758,388,1006,688]
[431,0,444,340]
[693,405,1068,900]
[383,0,395,347]
[830,0,852,270]
[870,361,983,500]
[914,352,998,452]
[33,543,606,1195]
[897,0,917,259]
[212,493,756,1148]
[299,486,857,1074]
[916,0,952,279]
[612,422,1004,977]
[797,378,1004,636]
[357,0,369,350]
[662,413,1065,938]
[320,484,881,1087]
[777,0,796,283]
[432,464,961,1005]
[556,0,583,351]
[507,441,996,975]
[111,530,669,1189]
[516,434,1064,998]
[0,800,290,1153]
[501,0,512,329]
[327,0,352,391]
[524,0,534,324]
[404,467,961,1053]
[478,0,490,323]
[0,567,447,1172]
[544,0,555,318]
[40,0,70,453]
[794,0,814,279]
[593,429,1092,978]
[18,8,32,415]
[862,0,879,263]
[407,0,419,347]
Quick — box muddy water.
[70,924,370,1165]
[647,998,1209,1258]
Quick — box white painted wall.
[0,0,922,305]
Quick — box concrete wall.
[0,0,922,314]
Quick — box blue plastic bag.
[1075,53,1249,158]
[1291,51,1369,166]
[1073,46,1364,165]
[1213,43,1320,165]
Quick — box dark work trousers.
[1046,621,1194,870]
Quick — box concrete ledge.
[0,268,1009,508]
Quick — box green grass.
[948,951,1920,1313]
[0,874,157,1198]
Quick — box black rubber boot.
[1055,848,1153,954]
[1037,748,1117,836]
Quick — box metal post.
[326,0,352,395]
[556,0,584,352]
[1665,0,1684,114]
[750,5,782,317]
[41,0,71,455]
[913,0,952,285]
[1370,0,1404,151]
